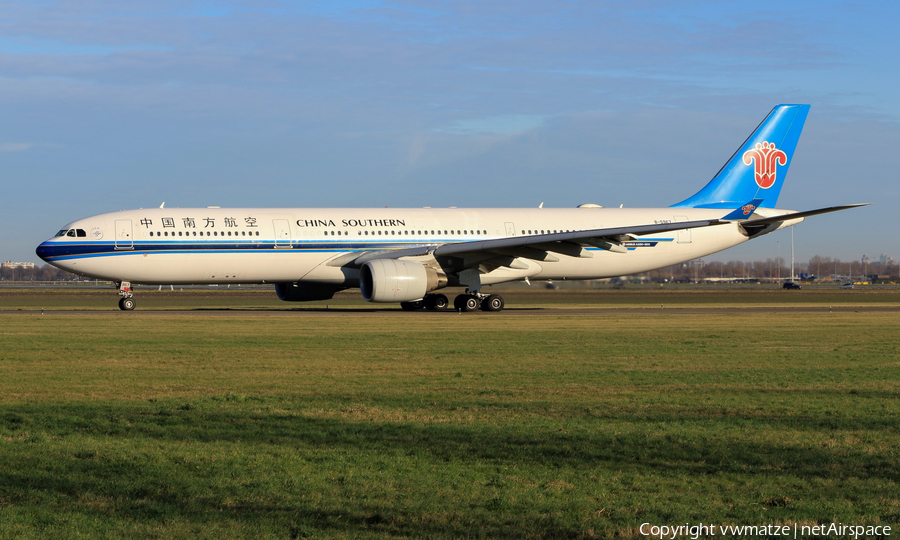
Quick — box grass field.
[1,288,898,538]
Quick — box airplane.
[36,104,866,312]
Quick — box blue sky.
[2,0,897,265]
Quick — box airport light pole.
[791,227,795,282]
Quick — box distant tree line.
[644,256,896,283]
[0,265,83,282]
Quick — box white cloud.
[0,142,32,152]
[436,114,548,136]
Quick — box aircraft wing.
[432,219,725,259]
[331,217,728,268]
[328,202,869,270]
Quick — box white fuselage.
[38,206,795,287]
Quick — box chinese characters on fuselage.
[139,217,259,228]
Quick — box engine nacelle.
[274,282,343,302]
[359,259,446,303]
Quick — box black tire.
[400,300,424,311]
[482,294,504,312]
[453,294,468,311]
[463,295,480,312]
[425,294,449,311]
[119,297,136,311]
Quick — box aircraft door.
[505,222,516,237]
[114,219,133,250]
[273,219,292,248]
[673,215,692,244]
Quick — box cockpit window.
[54,228,89,238]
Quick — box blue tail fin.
[671,104,810,209]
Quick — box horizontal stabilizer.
[741,203,869,226]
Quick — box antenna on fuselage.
[159,202,165,209]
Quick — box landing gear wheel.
[424,294,449,311]
[481,294,504,312]
[400,300,425,311]
[118,297,136,311]
[455,294,480,312]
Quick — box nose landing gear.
[116,281,135,311]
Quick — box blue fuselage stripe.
[38,237,675,262]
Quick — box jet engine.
[359,259,446,303]
[275,282,344,302]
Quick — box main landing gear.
[454,293,504,312]
[401,293,450,311]
[116,281,136,311]
[400,292,504,312]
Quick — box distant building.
[1,261,35,268]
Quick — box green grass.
[0,291,898,538]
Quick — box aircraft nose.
[35,242,52,262]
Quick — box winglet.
[721,198,764,220]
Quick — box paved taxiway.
[3,306,899,317]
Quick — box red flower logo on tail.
[741,204,757,215]
[742,141,787,189]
